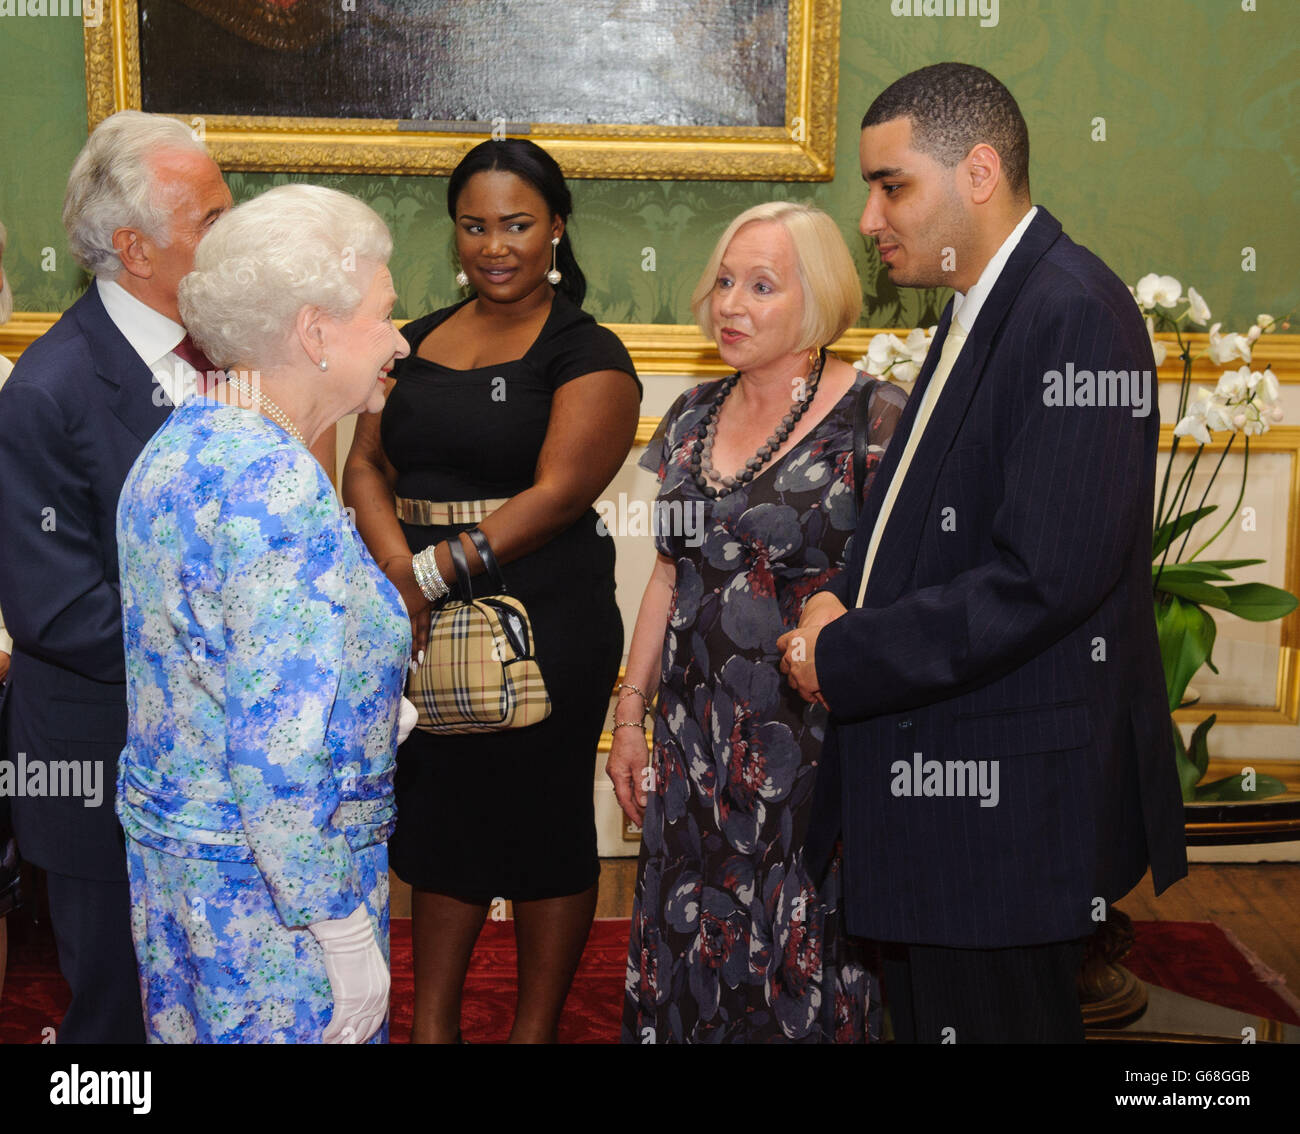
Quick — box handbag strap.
[464,527,508,594]
[445,534,475,602]
[852,376,883,515]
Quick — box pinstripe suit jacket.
[0,284,171,880]
[808,207,1187,947]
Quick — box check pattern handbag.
[408,527,551,734]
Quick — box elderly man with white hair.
[0,111,230,1043]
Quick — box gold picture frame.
[84,0,840,181]
[1160,424,1300,726]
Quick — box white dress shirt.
[854,206,1037,607]
[950,206,1037,336]
[97,277,202,407]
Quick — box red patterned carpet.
[1,918,1296,1043]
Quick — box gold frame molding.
[84,0,840,181]
[7,320,1297,389]
[1159,424,1300,727]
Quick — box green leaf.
[1191,559,1265,571]
[1154,577,1234,609]
[1192,773,1289,802]
[1216,583,1300,622]
[1155,562,1233,582]
[1153,505,1216,558]
[1186,713,1216,779]
[1155,596,1217,712]
[1171,723,1200,802]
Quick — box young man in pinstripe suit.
[780,63,1186,1043]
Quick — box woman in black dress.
[344,140,640,1043]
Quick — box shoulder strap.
[464,527,507,594]
[853,377,880,513]
[445,535,475,602]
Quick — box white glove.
[396,696,418,746]
[309,904,389,1044]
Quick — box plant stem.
[1189,435,1249,561]
[1155,447,1201,588]
[1177,433,1235,562]
[1156,336,1195,528]
[1173,333,1193,424]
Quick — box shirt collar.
[952,205,1037,334]
[96,278,186,370]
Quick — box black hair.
[446,138,587,307]
[862,63,1030,198]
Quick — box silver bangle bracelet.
[412,545,450,602]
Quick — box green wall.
[1,1,1294,330]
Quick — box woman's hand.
[310,906,390,1045]
[395,697,418,746]
[606,725,652,828]
[382,555,431,660]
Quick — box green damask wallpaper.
[0,1,1294,329]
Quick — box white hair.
[178,184,393,369]
[62,111,209,279]
[0,218,11,325]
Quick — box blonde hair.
[691,202,862,352]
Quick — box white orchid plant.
[856,326,937,384]
[1139,274,1296,802]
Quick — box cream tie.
[854,318,968,608]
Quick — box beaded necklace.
[689,348,826,499]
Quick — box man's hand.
[777,592,847,706]
[798,591,848,632]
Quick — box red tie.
[173,334,222,392]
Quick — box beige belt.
[395,496,509,525]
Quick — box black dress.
[383,293,640,902]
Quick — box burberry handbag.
[408,527,551,734]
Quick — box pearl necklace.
[223,376,307,448]
[689,348,826,499]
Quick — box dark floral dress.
[623,370,907,1043]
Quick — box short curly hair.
[178,184,392,369]
[692,201,862,353]
[863,63,1030,198]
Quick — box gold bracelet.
[617,681,650,703]
[612,720,647,730]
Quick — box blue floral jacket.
[116,398,411,927]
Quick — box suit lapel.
[860,208,1065,606]
[74,284,173,445]
[843,302,954,594]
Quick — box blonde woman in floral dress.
[608,203,906,1042]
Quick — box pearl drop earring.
[319,358,328,371]
[455,268,469,288]
[546,236,562,286]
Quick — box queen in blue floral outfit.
[608,203,907,1042]
[116,185,414,1043]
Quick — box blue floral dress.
[624,372,905,1043]
[116,397,411,1043]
